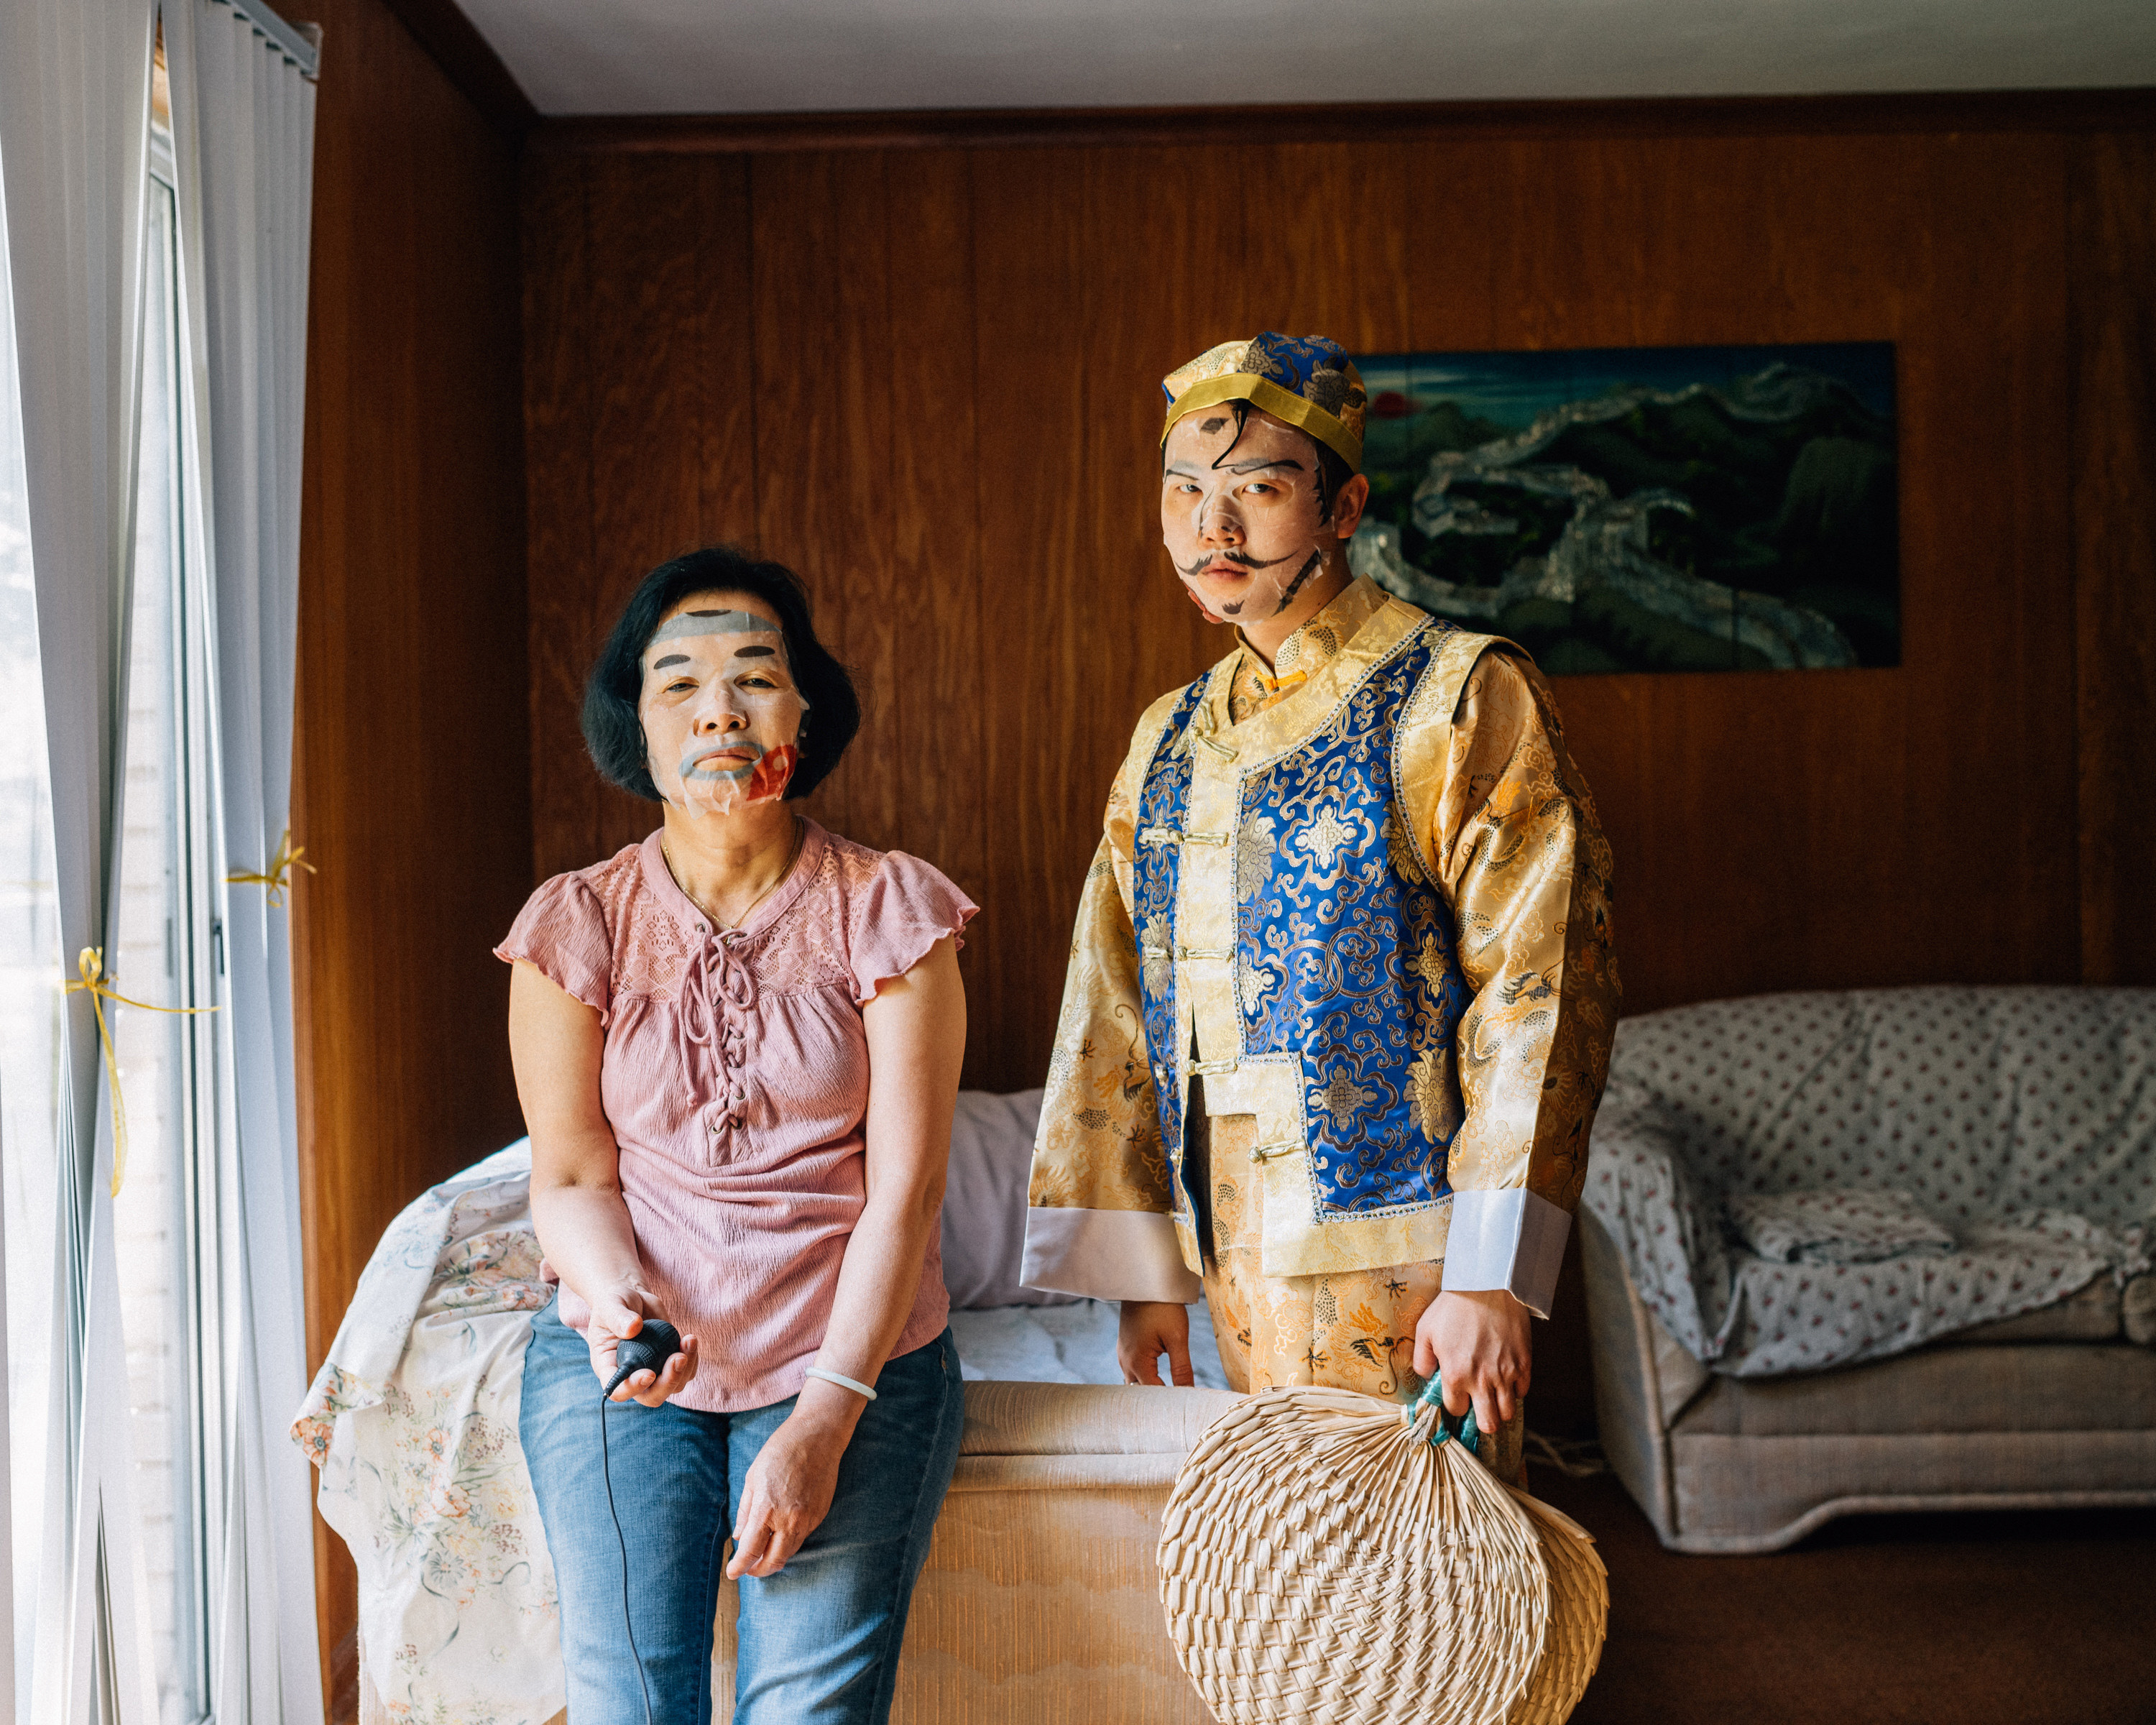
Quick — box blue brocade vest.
[1130,617,1473,1233]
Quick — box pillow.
[1723,1187,1956,1265]
[940,1089,1079,1308]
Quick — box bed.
[298,1088,1234,1724]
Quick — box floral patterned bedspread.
[292,1141,563,1725]
[1583,988,2155,1377]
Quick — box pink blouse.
[495,819,977,1412]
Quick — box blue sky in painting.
[1353,341,1895,431]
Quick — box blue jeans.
[520,1300,964,1724]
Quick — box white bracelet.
[803,1366,877,1402]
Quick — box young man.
[1021,334,1618,1473]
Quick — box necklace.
[663,815,802,930]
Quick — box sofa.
[1582,985,2156,1553]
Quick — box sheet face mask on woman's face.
[640,607,807,816]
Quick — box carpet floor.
[1531,1471,2156,1725]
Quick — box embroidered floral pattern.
[1219,625,1470,1218]
[1139,910,1176,1001]
[1408,1048,1463,1146]
[1194,1116,1527,1484]
[1293,805,1359,873]
[1029,832,1177,1217]
[1317,1070,1381,1134]
[1235,814,1278,901]
[1130,681,1214,1201]
[1029,575,1620,1300]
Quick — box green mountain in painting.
[1351,359,1899,674]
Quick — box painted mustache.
[1178,547,1300,578]
[680,738,798,801]
[1179,548,1325,619]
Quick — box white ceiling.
[454,0,2156,119]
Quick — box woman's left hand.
[724,1399,854,1580]
[724,935,965,1581]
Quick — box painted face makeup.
[639,600,808,817]
[1161,408,1340,625]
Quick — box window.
[0,111,221,1725]
[111,128,219,1725]
[0,139,62,1725]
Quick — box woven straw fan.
[1158,1379,1606,1725]
[1504,1490,1608,1724]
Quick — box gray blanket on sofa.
[1583,986,2154,1376]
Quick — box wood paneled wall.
[276,75,2153,1707]
[285,84,2153,1706]
[522,106,2156,1101]
[520,101,2155,1442]
[292,0,528,1709]
[2071,131,2156,986]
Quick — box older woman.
[498,546,972,1724]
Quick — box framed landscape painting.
[1348,342,1899,674]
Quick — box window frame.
[127,116,224,1725]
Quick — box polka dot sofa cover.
[1580,985,2156,1552]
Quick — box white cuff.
[1021,1207,1204,1305]
[1441,1188,1572,1319]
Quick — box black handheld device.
[599,1317,683,1725]
[603,1318,682,1398]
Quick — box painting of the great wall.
[1350,342,1899,673]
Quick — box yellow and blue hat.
[1161,332,1368,472]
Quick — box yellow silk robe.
[1022,576,1619,1404]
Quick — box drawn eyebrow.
[734,644,776,658]
[1166,456,1301,479]
[653,653,690,669]
[650,610,781,646]
[1199,415,1230,433]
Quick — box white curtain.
[0,0,163,1721]
[162,4,323,1722]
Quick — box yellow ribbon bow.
[226,827,316,906]
[64,947,216,1197]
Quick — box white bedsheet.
[949,1297,1232,1389]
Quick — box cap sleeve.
[847,852,978,1005]
[494,873,613,1021]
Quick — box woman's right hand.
[586,1287,701,1407]
[512,962,696,1408]
[1118,1300,1194,1386]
